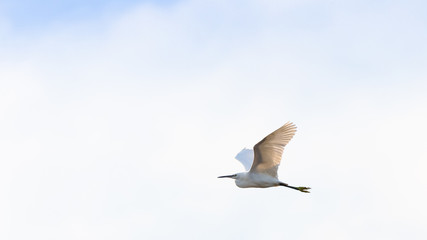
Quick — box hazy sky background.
[1,0,427,239]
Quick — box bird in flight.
[218,122,310,193]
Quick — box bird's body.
[234,172,280,188]
[218,122,310,193]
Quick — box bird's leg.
[279,182,310,193]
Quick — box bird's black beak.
[218,174,236,178]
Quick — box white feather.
[234,148,254,171]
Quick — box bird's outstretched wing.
[235,148,254,171]
[250,122,297,178]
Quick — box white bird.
[218,122,310,193]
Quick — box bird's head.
[218,172,247,180]
[217,173,238,179]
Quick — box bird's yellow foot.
[297,187,310,193]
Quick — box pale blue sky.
[0,0,178,30]
[1,0,427,239]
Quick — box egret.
[218,122,310,193]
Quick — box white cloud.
[1,0,427,239]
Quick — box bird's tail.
[279,182,310,193]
